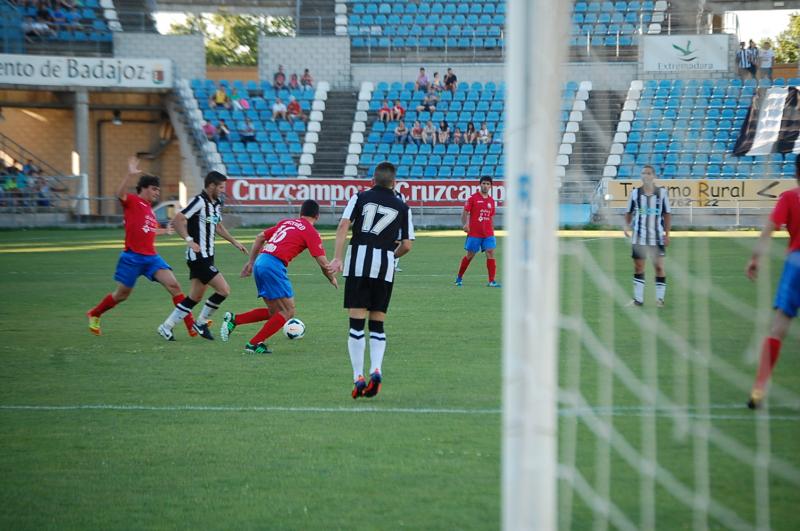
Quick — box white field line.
[0,403,798,421]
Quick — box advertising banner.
[228,178,506,207]
[642,35,729,73]
[0,54,173,89]
[605,179,796,208]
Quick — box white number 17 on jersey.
[361,203,398,235]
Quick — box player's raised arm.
[242,231,267,277]
[116,156,142,202]
[216,221,247,254]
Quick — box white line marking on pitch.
[1,403,798,421]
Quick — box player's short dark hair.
[204,170,227,187]
[374,162,397,188]
[136,174,160,193]
[300,199,320,218]
[479,176,492,184]
[642,164,656,174]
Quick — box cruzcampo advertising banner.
[642,35,730,73]
[606,179,797,208]
[0,54,173,89]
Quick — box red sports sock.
[89,293,117,317]
[457,256,471,278]
[236,308,271,325]
[754,337,782,391]
[172,293,195,331]
[250,313,288,345]
[487,258,496,282]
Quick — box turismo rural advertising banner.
[228,178,506,207]
[0,54,173,89]
[605,178,797,208]
[642,35,729,73]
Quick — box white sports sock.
[348,328,366,381]
[369,331,386,375]
[633,274,645,304]
[163,305,190,330]
[196,294,224,325]
[655,277,667,301]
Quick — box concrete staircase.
[563,90,625,202]
[297,0,336,36]
[311,90,357,178]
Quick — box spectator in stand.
[202,121,217,141]
[437,120,450,144]
[394,121,409,144]
[217,119,230,142]
[431,71,444,93]
[736,42,753,80]
[239,118,256,144]
[15,169,30,207]
[286,95,307,123]
[760,41,775,81]
[64,6,81,30]
[409,120,423,145]
[22,16,53,39]
[4,171,19,207]
[415,67,429,92]
[423,120,436,145]
[378,99,392,123]
[465,122,478,144]
[273,65,286,90]
[478,122,492,144]
[272,97,288,121]
[452,126,463,146]
[22,159,39,175]
[210,87,231,110]
[392,100,405,121]
[748,40,760,80]
[444,68,458,94]
[301,68,314,89]
[35,175,51,208]
[35,3,53,27]
[416,91,438,113]
[288,73,301,91]
[230,87,243,110]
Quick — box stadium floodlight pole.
[502,0,569,529]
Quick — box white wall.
[114,33,206,80]
[260,36,351,89]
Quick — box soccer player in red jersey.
[220,200,338,354]
[86,156,195,336]
[455,176,500,287]
[746,154,800,409]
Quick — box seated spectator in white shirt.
[272,98,288,121]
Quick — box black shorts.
[344,276,394,313]
[187,256,220,284]
[632,244,665,260]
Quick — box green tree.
[761,12,800,64]
[167,13,295,66]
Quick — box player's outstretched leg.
[158,297,198,341]
[221,307,272,342]
[244,342,272,354]
[245,311,287,354]
[172,293,197,337]
[87,285,130,335]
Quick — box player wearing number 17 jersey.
[328,162,414,399]
[455,176,500,287]
[220,200,338,354]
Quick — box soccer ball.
[283,318,306,340]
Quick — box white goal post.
[502,0,570,529]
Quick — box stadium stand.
[347,80,589,181]
[183,77,330,178]
[570,0,667,47]
[606,78,800,180]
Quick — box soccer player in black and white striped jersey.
[624,165,671,307]
[328,162,414,399]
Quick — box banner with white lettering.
[642,35,729,73]
[0,54,173,89]
[227,178,506,207]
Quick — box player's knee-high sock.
[457,256,471,279]
[348,318,366,380]
[249,313,287,345]
[487,258,497,282]
[368,320,386,375]
[163,297,198,329]
[753,337,782,392]
[197,293,226,324]
[633,273,645,304]
[89,293,118,317]
[172,293,195,332]
[235,308,271,325]
[655,277,666,301]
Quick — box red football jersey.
[465,192,496,238]
[121,193,158,255]
[261,217,325,265]
[770,187,800,253]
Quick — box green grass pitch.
[0,228,797,529]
